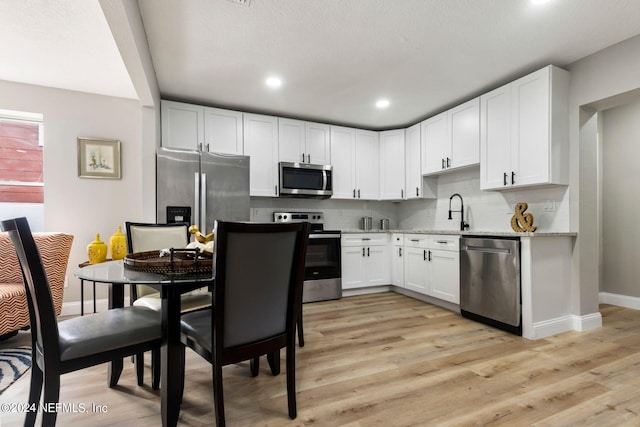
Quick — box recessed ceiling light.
[376,99,390,109]
[265,76,282,88]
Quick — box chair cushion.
[133,291,212,313]
[58,307,161,361]
[181,309,213,353]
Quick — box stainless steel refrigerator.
[156,147,250,234]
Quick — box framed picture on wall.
[77,137,121,179]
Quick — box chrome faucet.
[448,193,469,231]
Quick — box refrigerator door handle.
[200,173,207,230]
[194,172,200,228]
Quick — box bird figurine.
[188,225,215,243]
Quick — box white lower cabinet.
[391,234,404,287]
[402,234,460,304]
[403,235,430,294]
[340,233,459,304]
[341,234,390,290]
[428,237,460,304]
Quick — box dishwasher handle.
[462,245,512,255]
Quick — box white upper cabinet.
[355,129,380,200]
[278,118,330,164]
[278,118,305,163]
[404,123,423,199]
[161,100,203,150]
[330,127,379,200]
[243,113,279,197]
[379,129,405,200]
[305,122,331,164]
[161,100,244,155]
[421,97,480,175]
[480,65,569,190]
[203,107,243,154]
[421,112,447,174]
[449,98,480,169]
[330,126,356,199]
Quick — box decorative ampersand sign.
[511,202,537,232]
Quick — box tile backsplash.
[250,166,570,233]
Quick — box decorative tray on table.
[123,248,213,275]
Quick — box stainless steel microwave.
[278,162,333,199]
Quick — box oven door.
[305,233,341,280]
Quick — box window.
[0,109,44,230]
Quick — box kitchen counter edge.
[340,229,577,237]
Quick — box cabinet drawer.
[404,234,429,248]
[342,233,389,247]
[428,235,459,251]
[391,233,404,246]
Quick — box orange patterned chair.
[0,232,73,340]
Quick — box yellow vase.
[110,225,127,260]
[87,233,108,264]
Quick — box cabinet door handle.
[367,247,370,257]
[436,240,448,244]
[205,143,210,152]
[302,153,305,162]
[362,247,365,257]
[410,239,420,242]
[511,171,516,185]
[362,238,371,241]
[307,154,310,163]
[446,157,451,168]
[275,185,278,196]
[503,172,508,186]
[416,187,419,197]
[353,189,356,198]
[358,189,361,198]
[401,189,404,198]
[441,158,446,169]
[428,250,432,261]
[423,249,427,261]
[399,247,402,257]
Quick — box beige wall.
[0,79,153,304]
[568,33,640,315]
[601,100,640,297]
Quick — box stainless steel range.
[274,211,342,303]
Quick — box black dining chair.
[125,221,212,389]
[1,217,162,427]
[179,220,310,426]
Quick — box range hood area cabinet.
[421,97,480,175]
[330,126,380,200]
[480,65,569,190]
[277,118,331,165]
[161,100,243,155]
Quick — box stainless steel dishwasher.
[459,236,521,335]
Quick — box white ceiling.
[0,0,136,100]
[2,1,640,130]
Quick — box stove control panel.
[273,211,324,224]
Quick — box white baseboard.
[61,297,130,317]
[342,286,391,297]
[599,292,640,310]
[530,312,602,340]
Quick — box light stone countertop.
[339,229,577,237]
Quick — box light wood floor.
[3,293,640,426]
